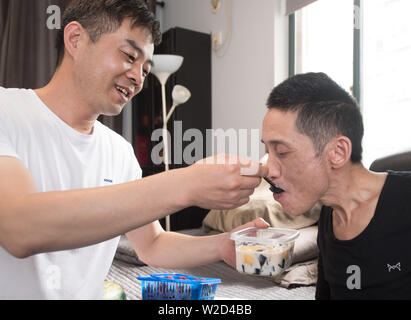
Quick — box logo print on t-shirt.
[387,262,401,272]
[104,179,113,183]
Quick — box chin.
[279,200,313,217]
[292,203,321,217]
[103,104,125,116]
[284,208,306,217]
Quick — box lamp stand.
[150,54,185,232]
[160,82,171,231]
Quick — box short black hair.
[266,72,364,163]
[55,0,162,67]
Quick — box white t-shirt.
[0,87,142,299]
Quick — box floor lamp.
[151,54,191,231]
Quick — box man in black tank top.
[262,73,411,299]
[316,171,411,299]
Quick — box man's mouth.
[115,85,131,100]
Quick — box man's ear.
[326,136,352,169]
[63,22,87,60]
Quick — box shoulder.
[387,170,411,180]
[0,87,32,103]
[0,87,37,117]
[380,171,411,209]
[385,170,411,192]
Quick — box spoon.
[263,177,284,194]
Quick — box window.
[293,0,354,94]
[361,0,411,166]
[291,0,411,167]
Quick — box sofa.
[370,151,411,172]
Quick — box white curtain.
[286,0,317,15]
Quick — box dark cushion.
[369,151,411,172]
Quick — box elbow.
[126,227,166,268]
[136,250,156,267]
[12,248,33,260]
[1,241,33,259]
[0,227,35,259]
[134,241,165,268]
[0,209,36,259]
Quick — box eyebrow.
[125,39,154,67]
[260,139,291,148]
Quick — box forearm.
[0,154,266,258]
[0,168,191,258]
[136,231,228,269]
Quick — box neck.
[320,163,388,226]
[34,63,98,135]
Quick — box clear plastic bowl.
[230,227,300,277]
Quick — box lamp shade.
[172,85,191,105]
[151,54,184,85]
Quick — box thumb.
[231,218,270,233]
[253,217,270,229]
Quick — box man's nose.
[266,155,281,179]
[126,63,144,88]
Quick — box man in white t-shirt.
[0,0,268,299]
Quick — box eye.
[127,54,136,63]
[275,149,288,158]
[276,152,287,158]
[122,51,136,63]
[142,68,150,77]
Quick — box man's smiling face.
[73,18,154,116]
[261,108,329,216]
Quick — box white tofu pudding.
[231,227,299,277]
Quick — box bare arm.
[126,221,227,268]
[0,156,266,258]
[0,156,192,258]
[126,218,270,269]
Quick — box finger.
[252,217,270,228]
[232,189,255,200]
[239,160,259,176]
[238,196,251,206]
[230,217,269,233]
[239,217,269,229]
[237,176,262,190]
[240,162,268,177]
[225,195,250,208]
[258,164,269,177]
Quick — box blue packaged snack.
[137,273,221,300]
